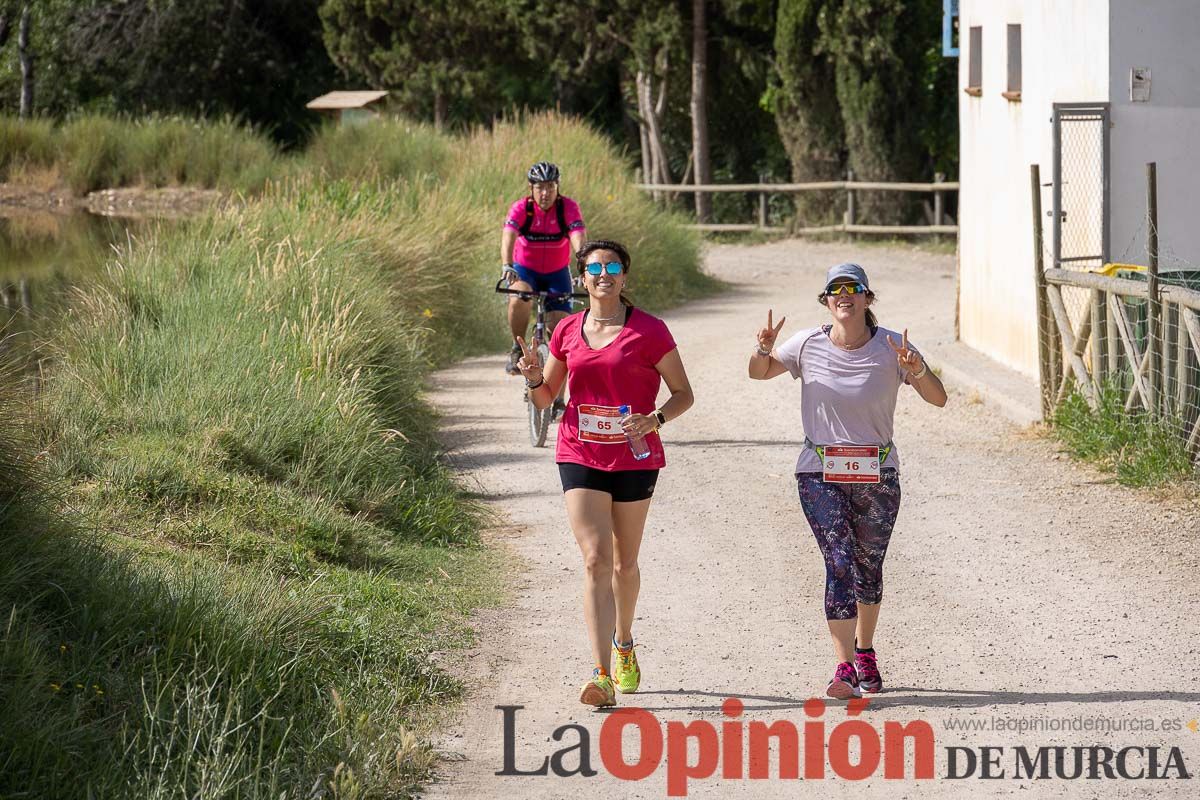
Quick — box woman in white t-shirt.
[748,262,947,699]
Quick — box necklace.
[589,309,624,324]
[830,327,872,350]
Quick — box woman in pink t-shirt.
[515,239,694,708]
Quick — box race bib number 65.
[822,445,881,484]
[577,404,626,444]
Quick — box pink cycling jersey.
[504,196,586,274]
[550,307,677,471]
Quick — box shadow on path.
[628,687,1200,714]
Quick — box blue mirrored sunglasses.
[825,282,867,296]
[585,261,624,276]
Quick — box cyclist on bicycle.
[501,161,587,378]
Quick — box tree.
[0,1,35,118]
[499,0,683,188]
[15,3,29,117]
[0,1,338,144]
[501,0,619,111]
[320,0,515,129]
[706,0,789,220]
[773,0,954,225]
[772,0,845,224]
[61,0,338,144]
[691,0,711,220]
[819,0,939,223]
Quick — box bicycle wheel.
[528,343,553,447]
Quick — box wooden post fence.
[934,172,945,227]
[845,169,857,235]
[635,177,960,235]
[758,173,768,229]
[1030,164,1056,419]
[1147,162,1160,414]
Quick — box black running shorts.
[557,463,659,502]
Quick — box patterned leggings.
[796,470,902,620]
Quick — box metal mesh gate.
[1051,103,1109,270]
[1050,103,1110,378]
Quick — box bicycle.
[495,277,588,447]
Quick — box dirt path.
[424,240,1200,798]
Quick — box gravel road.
[424,240,1200,798]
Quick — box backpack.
[518,197,568,243]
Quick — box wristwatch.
[653,409,667,429]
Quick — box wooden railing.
[636,172,959,235]
[1039,268,1200,456]
[1032,163,1200,460]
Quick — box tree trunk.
[636,68,673,200]
[690,0,711,222]
[18,5,33,119]
[635,71,657,198]
[638,108,653,196]
[649,50,672,187]
[432,88,447,131]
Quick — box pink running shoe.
[855,649,883,694]
[826,661,861,699]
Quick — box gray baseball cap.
[825,262,870,291]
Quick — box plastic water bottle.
[619,405,652,461]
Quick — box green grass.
[2,112,708,796]
[301,118,451,184]
[9,192,504,796]
[0,116,57,175]
[0,114,279,194]
[1,499,499,797]
[1051,381,1197,487]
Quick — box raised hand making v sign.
[748,261,945,704]
[515,334,544,387]
[756,309,788,355]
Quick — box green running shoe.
[612,641,641,693]
[579,669,617,707]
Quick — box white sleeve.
[774,331,809,380]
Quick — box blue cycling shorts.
[512,264,575,313]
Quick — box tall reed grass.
[17,194,500,796]
[0,114,278,194]
[301,117,451,183]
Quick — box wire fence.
[1033,161,1200,478]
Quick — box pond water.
[0,211,150,381]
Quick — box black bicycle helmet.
[527,161,560,184]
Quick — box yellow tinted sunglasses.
[826,283,867,296]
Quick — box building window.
[1004,24,1022,101]
[965,26,982,96]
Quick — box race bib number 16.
[577,404,626,444]
[822,445,881,483]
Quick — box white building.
[957,0,1200,378]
